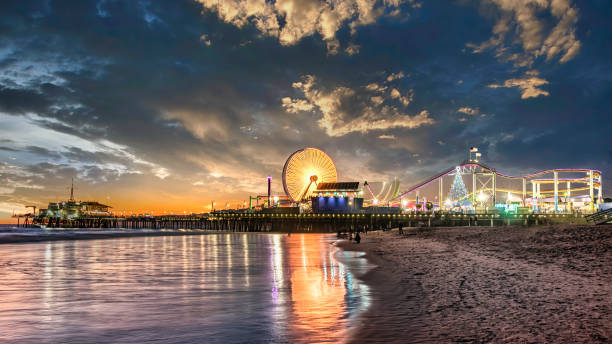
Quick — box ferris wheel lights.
[282,148,338,202]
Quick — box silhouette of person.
[355,232,361,244]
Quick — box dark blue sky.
[0,0,610,215]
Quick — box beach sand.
[339,225,612,343]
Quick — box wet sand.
[339,225,612,343]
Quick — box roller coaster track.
[584,208,612,225]
[393,161,602,201]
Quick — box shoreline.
[338,225,612,343]
[0,228,346,244]
[0,228,227,244]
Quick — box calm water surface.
[0,233,372,343]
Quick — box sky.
[0,0,611,220]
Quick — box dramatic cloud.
[282,75,434,136]
[0,0,610,221]
[488,71,550,99]
[196,0,411,53]
[469,0,581,66]
[0,113,170,182]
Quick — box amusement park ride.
[12,147,609,230]
[257,147,605,215]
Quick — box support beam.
[589,170,594,212]
[532,182,536,211]
[492,172,496,205]
[599,176,603,204]
[522,178,526,205]
[567,181,571,212]
[267,177,272,208]
[472,172,476,205]
[554,171,558,213]
[439,177,443,210]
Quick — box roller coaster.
[391,160,603,213]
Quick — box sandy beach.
[339,225,612,343]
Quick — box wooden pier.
[21,212,587,231]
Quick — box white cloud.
[162,109,230,141]
[196,0,409,54]
[0,201,28,217]
[390,88,413,106]
[153,167,170,179]
[281,97,314,113]
[365,83,387,92]
[370,96,384,106]
[282,75,434,136]
[378,134,396,139]
[468,0,580,66]
[457,107,479,115]
[488,71,550,99]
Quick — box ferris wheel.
[282,148,338,202]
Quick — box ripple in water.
[0,233,373,343]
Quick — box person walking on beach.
[355,232,361,244]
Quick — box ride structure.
[282,148,338,202]
[392,149,603,214]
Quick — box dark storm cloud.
[0,0,610,217]
[24,146,62,160]
[0,87,50,114]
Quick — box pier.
[18,212,587,231]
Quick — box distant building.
[39,201,112,219]
[37,179,112,218]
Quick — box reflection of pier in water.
[274,234,370,342]
[0,233,371,343]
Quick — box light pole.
[267,177,272,208]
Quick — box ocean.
[0,233,372,343]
